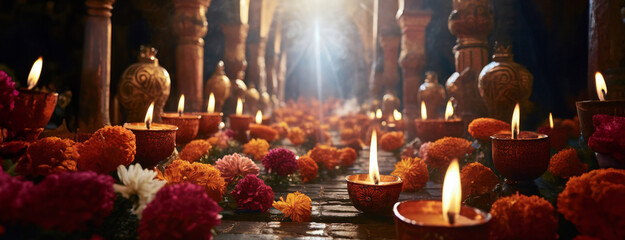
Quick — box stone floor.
[215,146,442,240]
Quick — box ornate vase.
[245,85,260,114]
[417,72,446,119]
[478,44,533,121]
[382,91,400,117]
[204,61,231,112]
[118,46,171,123]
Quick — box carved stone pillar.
[378,0,401,95]
[445,0,493,121]
[397,0,431,139]
[79,0,115,133]
[222,24,249,81]
[247,0,278,112]
[172,0,211,112]
[266,12,281,107]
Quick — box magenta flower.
[139,183,222,240]
[0,169,33,222]
[231,174,274,212]
[0,71,18,126]
[261,148,298,176]
[589,114,625,162]
[215,153,260,185]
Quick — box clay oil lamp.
[229,97,252,143]
[576,72,625,144]
[394,160,491,240]
[414,100,464,142]
[124,102,178,169]
[255,110,271,125]
[536,113,568,150]
[195,92,223,138]
[491,103,550,195]
[161,94,201,145]
[346,130,403,215]
[382,109,404,131]
[7,57,58,136]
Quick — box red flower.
[231,175,274,212]
[262,148,298,176]
[139,183,222,240]
[0,71,18,127]
[588,114,625,162]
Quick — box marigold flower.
[243,138,270,161]
[249,124,279,142]
[490,193,558,240]
[549,148,587,178]
[380,131,405,152]
[139,183,221,240]
[460,162,499,200]
[231,174,274,212]
[179,139,212,162]
[215,153,259,185]
[164,159,226,202]
[16,137,78,176]
[558,169,625,239]
[391,157,428,192]
[468,118,511,141]
[297,156,318,183]
[308,144,339,170]
[338,147,358,167]
[287,127,307,146]
[423,137,473,169]
[273,191,312,222]
[271,122,289,139]
[77,126,136,173]
[262,148,298,176]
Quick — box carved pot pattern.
[346,174,403,215]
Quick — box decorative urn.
[417,71,446,119]
[204,61,231,112]
[245,84,261,114]
[118,46,171,123]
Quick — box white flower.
[113,163,166,219]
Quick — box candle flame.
[393,109,402,121]
[511,103,520,139]
[27,57,43,90]
[595,72,607,101]
[177,94,185,116]
[368,112,375,120]
[255,110,262,124]
[376,109,382,119]
[549,113,554,129]
[236,97,243,115]
[145,102,154,129]
[369,129,380,185]
[420,101,427,120]
[442,159,461,225]
[207,93,215,113]
[445,100,454,120]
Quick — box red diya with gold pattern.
[161,113,200,145]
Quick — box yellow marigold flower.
[308,144,339,170]
[272,191,312,222]
[423,137,474,169]
[468,118,511,142]
[178,139,212,162]
[243,138,270,161]
[163,159,225,202]
[549,148,587,179]
[287,127,306,146]
[460,162,499,200]
[391,157,428,192]
[380,131,405,152]
[271,122,289,139]
[490,193,558,240]
[297,156,318,183]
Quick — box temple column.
[247,0,278,113]
[172,0,211,112]
[79,0,115,133]
[221,0,249,81]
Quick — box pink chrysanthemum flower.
[215,153,260,185]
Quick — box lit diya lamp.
[414,100,464,142]
[255,110,271,125]
[346,130,403,215]
[576,72,625,144]
[393,160,491,240]
[382,109,404,131]
[537,113,568,150]
[124,102,178,168]
[161,94,201,145]
[195,93,223,138]
[7,57,58,135]
[492,103,550,196]
[229,97,252,143]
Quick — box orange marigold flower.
[77,126,136,173]
[308,144,339,170]
[557,169,625,239]
[249,124,279,142]
[340,127,360,141]
[468,118,511,141]
[297,156,318,183]
[460,162,499,200]
[243,138,270,161]
[341,138,365,152]
[490,193,558,240]
[423,137,473,169]
[380,131,405,152]
[549,148,588,178]
[272,191,312,222]
[287,127,306,146]
[179,139,212,162]
[271,122,289,139]
[338,147,358,167]
[391,157,428,192]
[164,159,226,202]
[16,137,78,176]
